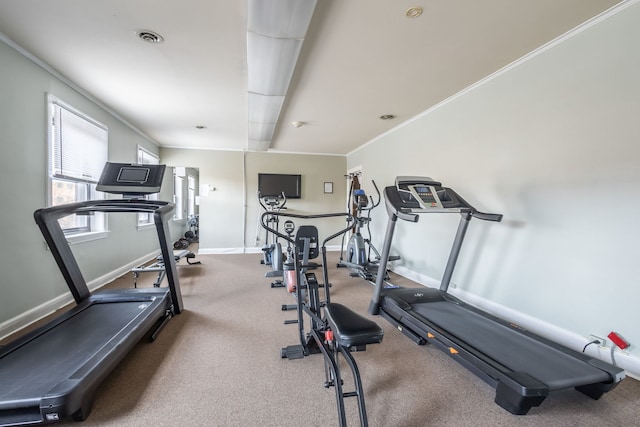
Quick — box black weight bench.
[322,303,384,426]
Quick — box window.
[137,146,160,227]
[48,95,108,236]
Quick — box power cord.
[610,343,617,366]
[582,339,619,367]
[582,339,600,353]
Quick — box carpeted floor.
[9,250,640,426]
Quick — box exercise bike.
[338,180,399,282]
[280,220,321,314]
[258,191,286,278]
[261,210,384,427]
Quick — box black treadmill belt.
[0,299,162,401]
[410,301,609,390]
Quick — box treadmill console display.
[117,167,150,183]
[408,185,443,209]
[97,162,166,195]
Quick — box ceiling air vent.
[137,30,164,44]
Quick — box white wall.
[348,2,640,377]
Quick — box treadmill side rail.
[33,199,183,313]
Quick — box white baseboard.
[199,245,342,255]
[198,247,246,254]
[390,265,640,381]
[0,250,159,341]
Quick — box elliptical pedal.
[281,345,305,360]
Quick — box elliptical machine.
[186,214,199,243]
[338,179,398,282]
[258,191,286,277]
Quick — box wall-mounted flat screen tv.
[258,173,302,199]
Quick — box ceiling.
[0,0,623,155]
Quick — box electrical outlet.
[608,331,630,350]
[588,334,608,348]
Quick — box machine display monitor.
[117,167,150,183]
[97,162,166,195]
[409,184,443,209]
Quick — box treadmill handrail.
[33,199,183,313]
[388,180,503,222]
[446,188,503,222]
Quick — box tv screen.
[97,162,166,195]
[258,173,301,199]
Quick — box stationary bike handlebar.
[261,211,355,248]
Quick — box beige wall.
[160,148,347,252]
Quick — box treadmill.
[0,163,184,426]
[368,176,625,415]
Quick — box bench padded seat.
[325,303,384,348]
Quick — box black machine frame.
[369,176,625,415]
[337,179,399,283]
[261,210,384,426]
[0,184,183,425]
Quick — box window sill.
[65,230,109,245]
[137,222,155,231]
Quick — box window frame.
[136,145,160,229]
[174,168,185,221]
[46,94,108,243]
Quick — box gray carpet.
[11,251,640,426]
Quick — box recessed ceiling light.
[406,7,423,18]
[137,30,164,44]
[379,114,395,120]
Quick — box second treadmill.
[368,176,624,415]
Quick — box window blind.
[51,103,108,183]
